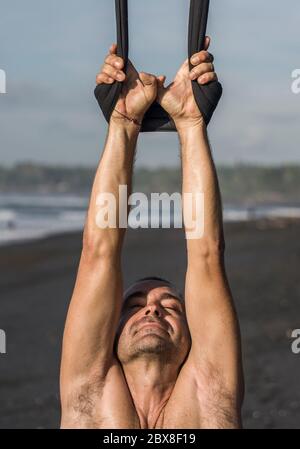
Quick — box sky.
[0,0,299,168]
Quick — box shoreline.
[1,215,300,249]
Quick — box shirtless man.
[60,37,244,429]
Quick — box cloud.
[0,0,299,166]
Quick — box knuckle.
[104,64,114,76]
[116,56,124,67]
[104,55,111,64]
[198,74,207,84]
[189,69,196,79]
[191,53,200,64]
[204,51,210,61]
[194,65,204,76]
[107,55,123,69]
[199,50,208,61]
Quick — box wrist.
[176,121,208,143]
[174,118,206,134]
[110,109,143,132]
[109,115,142,138]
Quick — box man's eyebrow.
[123,291,146,306]
[159,293,182,303]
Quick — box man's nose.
[145,304,160,317]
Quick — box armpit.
[62,376,106,427]
[200,391,241,429]
[196,363,242,429]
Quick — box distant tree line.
[1,162,300,204]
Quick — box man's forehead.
[123,280,180,303]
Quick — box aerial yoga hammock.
[94,0,222,132]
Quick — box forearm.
[83,119,140,257]
[61,119,140,388]
[178,123,224,257]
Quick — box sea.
[1,193,300,246]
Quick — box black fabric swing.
[94,0,222,132]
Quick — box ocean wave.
[1,194,300,246]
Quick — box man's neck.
[121,357,179,427]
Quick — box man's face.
[114,280,191,368]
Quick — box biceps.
[184,263,243,395]
[184,261,238,343]
[61,253,123,382]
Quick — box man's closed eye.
[165,307,180,313]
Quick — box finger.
[96,72,114,85]
[102,63,125,81]
[204,36,211,51]
[197,71,218,85]
[189,62,214,80]
[156,75,166,88]
[139,72,157,87]
[190,50,214,66]
[105,54,124,70]
[109,43,117,55]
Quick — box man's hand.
[96,43,161,125]
[156,37,217,130]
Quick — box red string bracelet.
[114,109,142,127]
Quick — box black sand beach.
[0,219,300,429]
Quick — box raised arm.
[60,44,159,422]
[157,37,244,427]
[179,125,244,411]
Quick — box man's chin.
[118,334,174,364]
[134,334,172,355]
